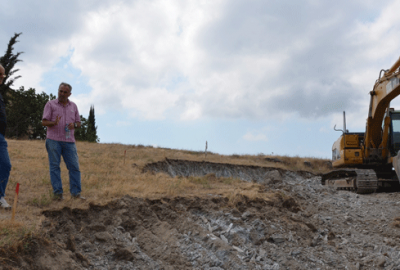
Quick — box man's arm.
[42,115,61,127]
[72,104,81,129]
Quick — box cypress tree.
[87,105,99,142]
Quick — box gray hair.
[59,82,72,91]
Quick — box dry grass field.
[0,139,331,248]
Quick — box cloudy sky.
[1,0,400,158]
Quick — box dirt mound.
[143,158,316,184]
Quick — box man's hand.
[54,115,61,126]
[67,122,81,129]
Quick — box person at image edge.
[0,64,11,209]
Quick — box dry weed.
[0,220,30,247]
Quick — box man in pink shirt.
[42,82,84,200]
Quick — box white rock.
[220,235,228,243]
[226,223,233,233]
[233,245,244,253]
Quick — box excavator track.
[321,169,378,194]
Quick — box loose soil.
[2,160,400,269]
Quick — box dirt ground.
[2,160,400,270]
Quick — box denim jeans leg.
[46,139,63,195]
[62,142,81,196]
[0,134,11,198]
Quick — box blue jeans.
[0,133,11,198]
[46,139,81,196]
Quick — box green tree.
[74,115,88,141]
[0,33,57,140]
[86,105,99,142]
[0,32,23,105]
[6,87,55,139]
[75,106,99,142]
[32,91,56,139]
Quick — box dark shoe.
[72,194,86,200]
[53,193,63,201]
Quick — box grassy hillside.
[0,139,331,247]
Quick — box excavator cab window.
[332,148,340,161]
[389,112,400,156]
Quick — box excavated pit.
[3,161,400,269]
[142,158,315,184]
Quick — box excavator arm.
[364,57,400,161]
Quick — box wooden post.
[124,150,126,164]
[11,183,20,222]
[205,141,208,160]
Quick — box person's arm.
[67,122,81,129]
[71,104,81,129]
[42,115,61,127]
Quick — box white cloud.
[181,101,202,120]
[3,0,400,123]
[115,121,131,127]
[243,132,268,142]
[14,62,47,92]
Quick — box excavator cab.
[389,111,400,156]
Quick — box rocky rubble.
[3,161,400,269]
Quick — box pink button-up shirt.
[42,99,80,143]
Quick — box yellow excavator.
[322,56,400,194]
